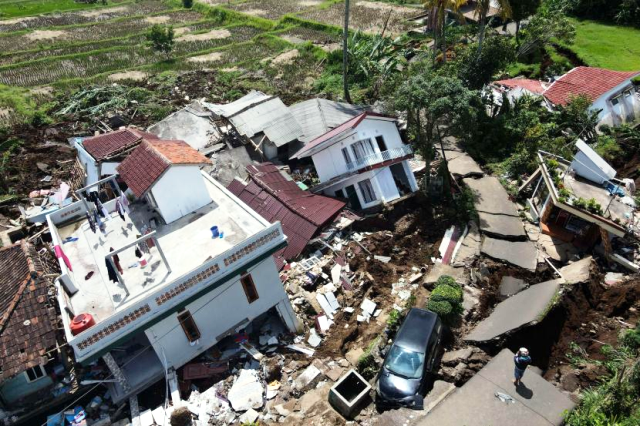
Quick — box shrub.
[431,284,463,305]
[435,275,458,289]
[572,197,587,209]
[586,198,603,215]
[386,309,401,332]
[621,325,640,351]
[427,299,453,317]
[182,0,193,8]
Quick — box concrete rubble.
[481,237,538,271]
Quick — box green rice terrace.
[0,0,422,88]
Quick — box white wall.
[150,166,212,224]
[311,118,403,183]
[374,167,401,201]
[592,81,639,126]
[75,142,99,186]
[144,257,295,369]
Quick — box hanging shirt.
[119,193,130,214]
[105,258,118,283]
[54,245,72,271]
[86,212,96,234]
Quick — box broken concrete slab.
[239,408,259,424]
[227,369,264,412]
[559,257,592,284]
[463,176,519,217]
[421,349,575,426]
[425,262,469,286]
[373,381,455,426]
[537,234,580,263]
[294,364,323,391]
[453,221,482,265]
[499,276,528,299]
[481,237,538,271]
[442,348,474,365]
[445,151,484,178]
[465,279,562,342]
[345,348,364,367]
[477,211,526,239]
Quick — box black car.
[375,308,442,408]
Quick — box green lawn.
[0,0,113,19]
[568,18,640,71]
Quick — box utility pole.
[343,0,352,103]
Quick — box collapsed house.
[227,163,348,269]
[47,137,300,403]
[492,67,640,127]
[204,91,304,161]
[0,241,73,422]
[526,140,639,270]
[290,112,419,210]
[147,101,223,152]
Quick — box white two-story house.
[291,112,418,210]
[48,138,299,403]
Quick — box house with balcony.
[47,138,299,403]
[290,112,418,210]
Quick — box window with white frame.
[351,139,375,160]
[24,365,46,382]
[358,179,377,204]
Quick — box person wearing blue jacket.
[513,348,531,386]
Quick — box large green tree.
[389,63,480,161]
[474,0,511,54]
[510,0,541,41]
[146,25,174,58]
[422,0,467,62]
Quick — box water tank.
[70,313,96,335]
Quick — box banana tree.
[474,0,511,54]
[422,0,466,62]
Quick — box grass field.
[0,0,129,19]
[568,18,640,71]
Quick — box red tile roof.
[227,163,346,269]
[82,128,159,161]
[543,67,640,106]
[291,112,396,159]
[117,139,210,197]
[0,241,58,382]
[494,78,546,95]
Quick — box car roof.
[394,308,439,353]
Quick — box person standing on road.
[513,348,531,386]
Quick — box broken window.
[241,273,259,304]
[358,179,377,204]
[24,365,46,382]
[177,310,201,343]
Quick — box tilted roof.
[543,67,640,106]
[117,139,211,197]
[0,241,58,382]
[227,163,345,269]
[82,128,159,161]
[289,98,368,143]
[291,112,396,159]
[494,78,547,95]
[205,91,303,147]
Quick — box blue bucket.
[210,226,219,238]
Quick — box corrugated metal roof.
[290,98,368,143]
[204,90,270,117]
[205,91,304,147]
[227,163,345,269]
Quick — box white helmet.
[519,347,529,355]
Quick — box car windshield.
[384,345,425,379]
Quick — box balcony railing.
[346,145,413,173]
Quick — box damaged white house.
[291,112,418,210]
[47,137,299,403]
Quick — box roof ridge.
[146,139,172,165]
[0,242,36,335]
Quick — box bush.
[182,0,193,7]
[435,275,458,289]
[427,299,453,317]
[431,284,463,305]
[621,325,640,351]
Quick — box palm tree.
[474,0,511,54]
[422,0,466,62]
[343,0,352,103]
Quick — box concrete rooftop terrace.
[58,175,267,324]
